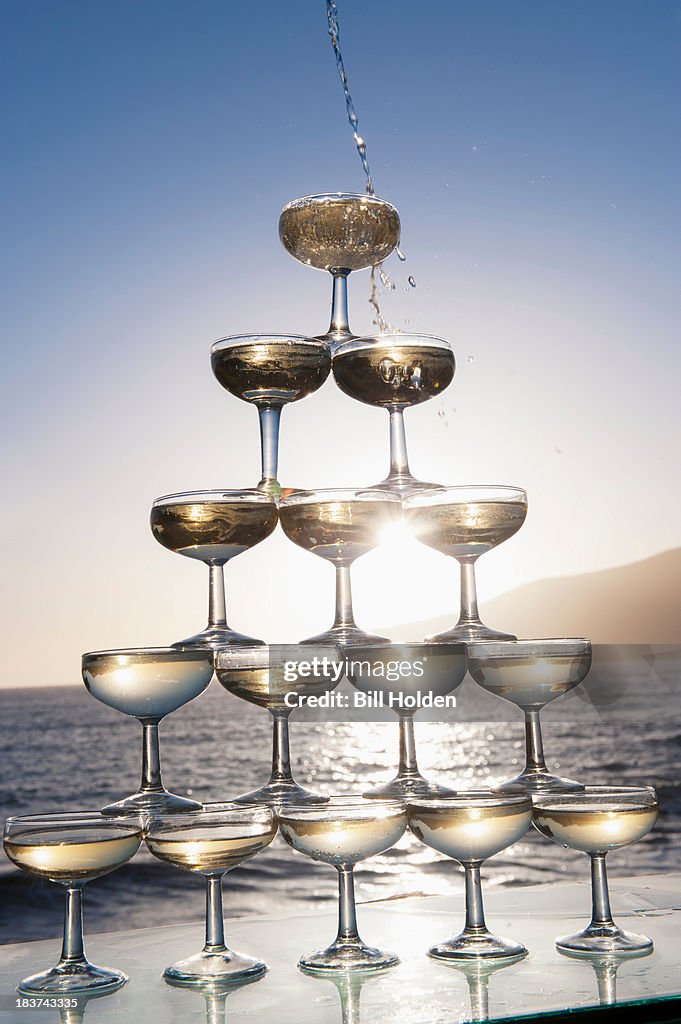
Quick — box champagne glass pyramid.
[82,647,214,814]
[150,489,278,650]
[279,192,401,347]
[210,334,331,495]
[405,486,527,641]
[333,332,456,494]
[467,639,592,792]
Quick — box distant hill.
[383,549,681,644]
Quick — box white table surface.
[1,873,679,1023]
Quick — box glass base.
[300,625,391,646]
[163,948,267,986]
[18,961,127,996]
[429,930,527,961]
[556,924,653,957]
[101,789,202,816]
[363,772,456,800]
[494,769,584,794]
[315,328,357,351]
[428,621,517,643]
[257,478,281,498]
[367,475,444,497]
[299,939,399,975]
[172,626,264,651]
[233,778,329,807]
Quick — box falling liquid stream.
[326,0,374,196]
[326,0,413,332]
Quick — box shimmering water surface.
[1,669,678,944]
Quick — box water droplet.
[408,275,416,288]
[467,355,474,364]
[396,247,407,261]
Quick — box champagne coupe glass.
[278,797,407,972]
[467,639,592,793]
[3,811,144,995]
[408,792,533,960]
[150,489,278,650]
[82,647,214,815]
[146,804,276,985]
[279,487,401,644]
[215,644,339,805]
[404,486,527,641]
[343,642,467,798]
[279,193,401,347]
[532,786,659,955]
[210,334,331,495]
[333,333,456,494]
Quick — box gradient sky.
[2,1,680,686]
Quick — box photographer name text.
[283,691,457,710]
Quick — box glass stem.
[463,861,488,935]
[334,564,357,629]
[336,865,361,944]
[208,562,228,629]
[204,873,226,952]
[328,269,351,338]
[60,885,86,965]
[589,853,615,929]
[257,402,283,491]
[271,710,293,783]
[458,558,480,624]
[524,709,547,772]
[387,405,412,480]
[398,712,420,777]
[140,719,164,793]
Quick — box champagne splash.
[369,267,391,332]
[326,0,374,195]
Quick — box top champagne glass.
[333,333,455,494]
[210,334,331,495]
[279,192,401,347]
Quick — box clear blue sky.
[1,1,680,685]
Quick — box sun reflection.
[378,517,414,549]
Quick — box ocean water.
[1,653,679,946]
